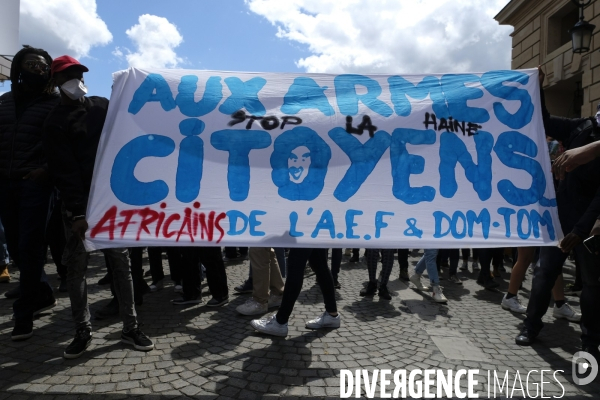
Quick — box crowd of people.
[0,45,599,368]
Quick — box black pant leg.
[524,246,568,334]
[310,248,337,313]
[277,248,313,324]
[46,197,67,279]
[166,247,183,284]
[180,247,200,299]
[448,249,459,275]
[331,248,342,278]
[148,247,164,282]
[200,246,228,299]
[398,249,409,270]
[575,244,600,347]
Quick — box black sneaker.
[515,327,537,346]
[95,297,119,320]
[58,279,68,293]
[33,295,57,317]
[144,269,152,277]
[234,280,253,294]
[206,296,229,307]
[378,285,392,300]
[399,269,409,281]
[360,281,377,297]
[11,321,33,341]
[476,272,499,289]
[121,326,154,351]
[64,328,93,359]
[349,255,359,263]
[97,273,112,285]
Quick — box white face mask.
[60,78,87,100]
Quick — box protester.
[0,45,60,341]
[43,55,153,358]
[516,67,598,352]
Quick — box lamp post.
[569,0,596,53]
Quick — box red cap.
[51,55,89,76]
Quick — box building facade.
[496,0,600,119]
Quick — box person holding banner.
[42,55,153,358]
[516,68,599,352]
[250,248,340,337]
[0,45,60,341]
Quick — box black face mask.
[19,70,49,88]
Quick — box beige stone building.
[495,0,600,119]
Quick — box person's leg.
[379,249,394,287]
[448,249,459,276]
[200,247,229,300]
[274,247,286,278]
[62,216,92,332]
[522,246,568,337]
[507,247,535,295]
[179,247,201,300]
[128,247,149,303]
[330,248,342,281]
[422,249,440,286]
[268,249,284,296]
[365,249,378,282]
[248,247,272,304]
[309,248,337,314]
[276,248,313,324]
[166,247,183,285]
[147,247,164,283]
[103,247,137,331]
[350,248,360,262]
[46,195,67,280]
[576,244,600,349]
[238,247,248,258]
[9,180,54,324]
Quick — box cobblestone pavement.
[1,249,599,399]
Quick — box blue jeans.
[0,218,8,265]
[415,249,440,286]
[0,179,53,322]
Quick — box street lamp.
[569,0,595,53]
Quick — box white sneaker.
[250,314,288,337]
[268,294,283,308]
[149,280,163,292]
[553,303,581,322]
[432,285,447,303]
[472,261,480,271]
[174,284,183,293]
[410,273,428,290]
[459,261,468,271]
[236,298,268,316]
[501,294,526,314]
[305,311,341,329]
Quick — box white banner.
[85,68,561,250]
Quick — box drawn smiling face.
[288,146,311,183]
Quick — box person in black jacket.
[43,55,153,359]
[0,46,59,341]
[516,68,600,359]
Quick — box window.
[547,2,579,54]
